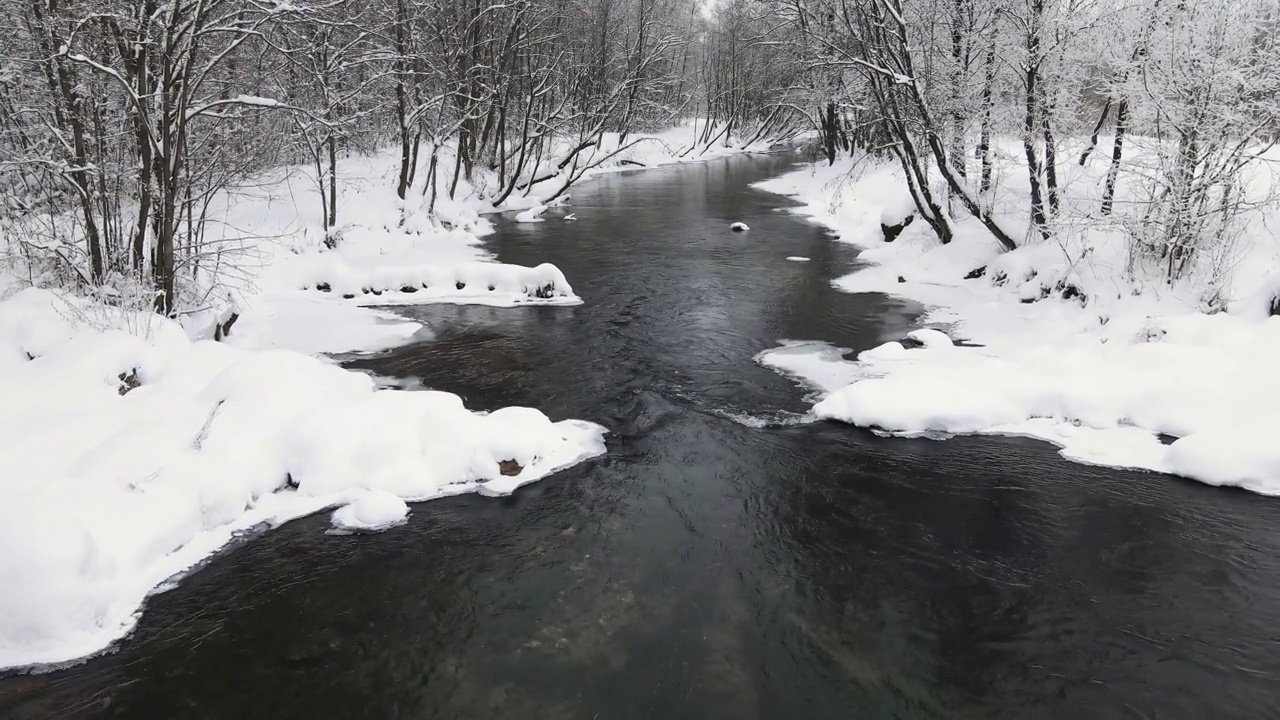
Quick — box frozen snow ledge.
[760,324,1280,496]
[0,289,606,672]
[297,260,581,307]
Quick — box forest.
[3,0,1276,315]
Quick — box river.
[3,154,1280,719]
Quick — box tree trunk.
[821,101,838,165]
[1078,97,1112,166]
[948,0,968,178]
[1022,2,1050,239]
[1041,87,1060,217]
[327,134,338,230]
[1101,98,1128,216]
[976,42,996,194]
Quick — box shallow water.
[5,154,1280,719]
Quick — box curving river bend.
[4,154,1280,719]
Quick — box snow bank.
[224,295,426,355]
[797,319,1280,494]
[330,491,409,532]
[0,289,606,670]
[287,258,580,307]
[186,153,582,353]
[755,148,1280,495]
[515,204,547,223]
[754,340,868,396]
[186,121,768,352]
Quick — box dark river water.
[5,154,1280,719]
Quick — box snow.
[330,491,409,532]
[183,151,583,355]
[754,340,866,396]
[0,288,606,671]
[224,295,425,355]
[879,194,916,227]
[754,146,1280,496]
[232,94,280,108]
[905,328,952,348]
[805,322,1280,492]
[786,256,810,262]
[515,204,547,223]
[283,257,580,308]
[174,119,773,355]
[730,222,750,232]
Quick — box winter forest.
[4,0,1280,711]
[3,0,1278,311]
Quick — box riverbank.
[754,154,1280,494]
[0,123,771,672]
[190,123,770,355]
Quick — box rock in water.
[730,222,749,232]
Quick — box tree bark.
[1078,97,1113,166]
[1101,98,1128,216]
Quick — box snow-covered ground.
[0,121,770,672]
[0,288,606,670]
[755,143,1280,495]
[195,122,775,354]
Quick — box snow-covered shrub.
[1115,0,1280,285]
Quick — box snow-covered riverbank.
[0,288,606,670]
[755,153,1280,495]
[194,123,760,355]
[0,123,767,671]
